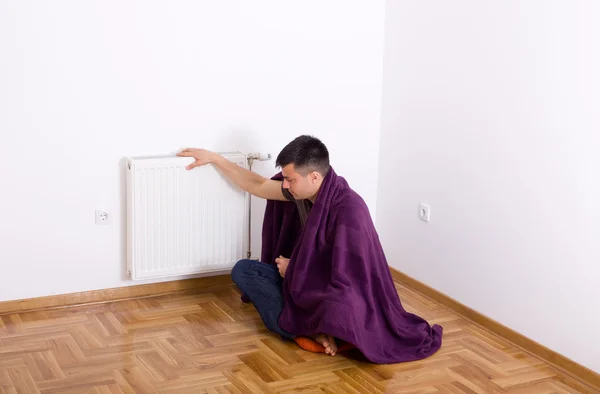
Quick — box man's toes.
[311,333,337,355]
[326,335,338,356]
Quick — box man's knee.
[231,259,254,286]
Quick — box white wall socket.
[419,203,431,222]
[95,209,109,225]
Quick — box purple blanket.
[262,168,443,363]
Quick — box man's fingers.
[185,161,202,170]
[275,257,289,265]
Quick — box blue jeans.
[231,259,295,340]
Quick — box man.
[178,135,442,362]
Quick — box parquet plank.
[0,367,18,394]
[1,315,24,334]
[7,365,41,394]
[267,370,340,392]
[155,371,230,393]
[319,381,365,394]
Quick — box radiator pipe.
[246,152,272,259]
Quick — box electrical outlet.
[95,209,109,225]
[419,203,431,222]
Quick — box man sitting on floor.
[177,135,442,363]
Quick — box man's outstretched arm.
[177,148,287,201]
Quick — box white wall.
[378,1,600,372]
[0,1,384,301]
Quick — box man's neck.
[308,183,323,203]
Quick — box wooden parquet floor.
[0,280,595,393]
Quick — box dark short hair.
[276,135,330,176]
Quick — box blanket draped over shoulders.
[260,168,443,363]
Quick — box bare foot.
[312,334,338,356]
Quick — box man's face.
[281,164,318,200]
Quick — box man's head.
[276,135,330,201]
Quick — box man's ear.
[308,171,320,183]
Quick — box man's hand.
[176,147,288,202]
[177,148,220,170]
[275,256,290,278]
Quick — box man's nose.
[282,179,290,189]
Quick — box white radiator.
[126,152,249,280]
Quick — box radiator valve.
[247,152,271,161]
